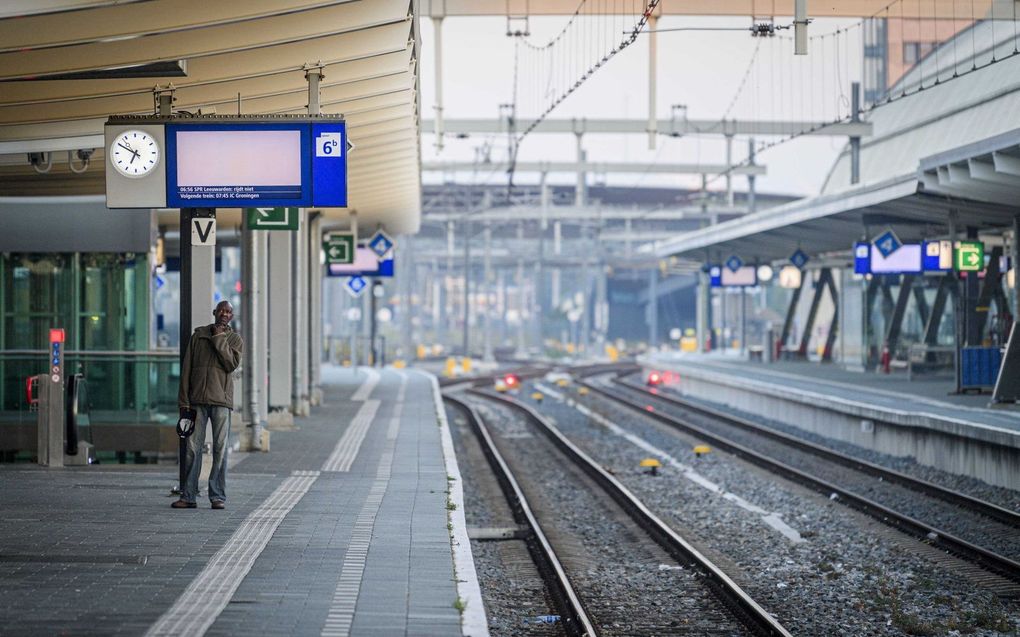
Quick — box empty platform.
[642,352,1020,490]
[0,366,486,637]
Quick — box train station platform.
[0,366,487,637]
[641,352,1020,490]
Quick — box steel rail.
[469,388,793,637]
[615,375,1020,528]
[580,377,1020,585]
[442,394,596,637]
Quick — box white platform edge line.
[351,367,381,402]
[425,371,490,637]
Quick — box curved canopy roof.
[0,0,422,235]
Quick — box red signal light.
[647,371,663,386]
[504,374,519,387]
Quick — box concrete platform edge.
[427,370,490,637]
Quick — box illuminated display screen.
[165,121,346,208]
[720,265,758,287]
[870,243,922,274]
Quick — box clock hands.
[117,141,141,163]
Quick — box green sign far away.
[246,207,298,231]
[955,240,984,272]
[323,233,355,265]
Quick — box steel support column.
[779,273,806,356]
[883,274,915,359]
[268,230,293,420]
[307,212,323,402]
[647,14,658,150]
[797,268,832,358]
[291,209,309,416]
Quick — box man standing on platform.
[173,300,243,510]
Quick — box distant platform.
[0,366,486,637]
[641,351,1020,489]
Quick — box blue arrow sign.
[789,249,809,269]
[873,230,901,258]
[346,275,367,298]
[368,230,395,260]
[725,255,743,272]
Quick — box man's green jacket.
[178,324,243,410]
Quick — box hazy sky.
[418,14,864,198]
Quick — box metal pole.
[369,281,378,366]
[517,222,527,355]
[1013,216,1020,320]
[575,129,586,207]
[242,222,260,441]
[794,0,808,55]
[483,224,493,362]
[850,82,861,185]
[178,208,192,493]
[648,267,658,348]
[402,237,413,362]
[747,138,757,213]
[433,17,445,151]
[446,220,455,350]
[647,14,658,149]
[305,64,323,115]
[462,218,471,357]
[725,134,734,207]
[291,211,307,415]
[536,174,548,349]
[741,287,747,356]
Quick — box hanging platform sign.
[105,115,347,209]
[323,233,356,265]
[246,207,298,230]
[955,241,984,272]
[345,276,367,298]
[872,229,902,258]
[367,230,395,260]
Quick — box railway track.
[578,372,1020,596]
[445,393,592,636]
[451,388,791,637]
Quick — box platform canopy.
[0,0,422,234]
[655,21,1020,265]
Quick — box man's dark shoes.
[211,501,225,510]
[171,499,197,509]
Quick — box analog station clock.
[109,129,160,178]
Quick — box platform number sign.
[789,249,809,269]
[873,230,902,258]
[725,255,743,272]
[345,275,367,298]
[955,241,984,272]
[368,230,395,260]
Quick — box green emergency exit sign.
[955,241,984,272]
[246,207,298,231]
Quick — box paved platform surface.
[646,351,1020,435]
[0,367,473,636]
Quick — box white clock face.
[110,130,160,178]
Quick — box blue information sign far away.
[368,230,394,259]
[854,242,870,274]
[709,265,722,287]
[725,255,743,272]
[790,249,809,269]
[347,276,367,297]
[873,230,901,258]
